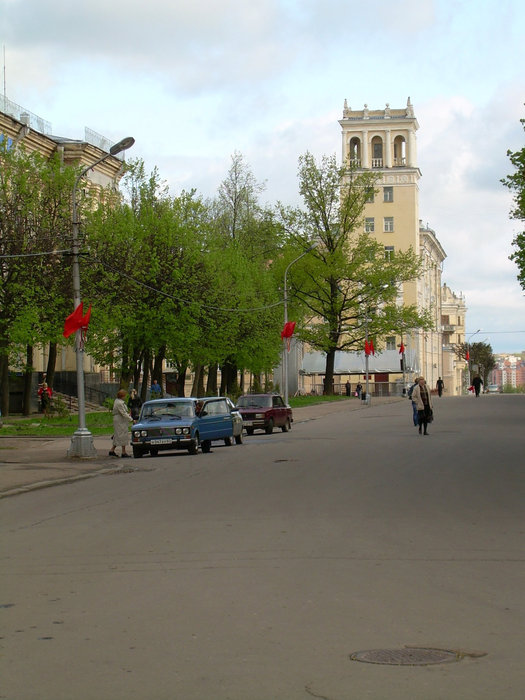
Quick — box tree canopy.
[502,114,525,291]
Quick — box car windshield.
[141,402,194,420]
[237,395,272,408]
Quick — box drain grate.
[350,647,460,666]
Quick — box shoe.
[418,427,422,434]
[424,431,429,435]
[108,450,118,457]
[121,453,131,458]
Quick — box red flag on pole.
[281,321,296,340]
[466,350,470,361]
[364,339,370,356]
[281,321,296,351]
[63,302,85,338]
[63,303,92,339]
[369,338,375,356]
[399,342,405,354]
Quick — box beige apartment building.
[1,97,127,390]
[441,283,467,395]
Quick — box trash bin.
[361,392,367,401]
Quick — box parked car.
[236,393,293,435]
[131,397,235,457]
[486,384,501,393]
[225,397,244,444]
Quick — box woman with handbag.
[412,377,433,435]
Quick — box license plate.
[150,438,173,445]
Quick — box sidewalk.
[0,397,403,498]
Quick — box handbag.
[427,408,434,423]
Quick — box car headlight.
[255,413,264,419]
[141,430,147,437]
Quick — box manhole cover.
[350,647,459,666]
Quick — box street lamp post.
[68,137,135,458]
[283,242,318,405]
[466,328,481,391]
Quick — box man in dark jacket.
[472,375,483,397]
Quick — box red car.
[236,393,293,435]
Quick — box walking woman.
[109,389,133,458]
[412,377,433,435]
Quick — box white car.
[486,384,501,393]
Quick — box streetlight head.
[109,136,135,156]
[306,240,320,252]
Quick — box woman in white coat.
[110,389,133,457]
[412,377,433,435]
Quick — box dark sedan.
[236,393,293,435]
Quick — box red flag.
[369,338,375,356]
[466,350,470,361]
[63,302,85,338]
[364,339,370,356]
[281,321,296,340]
[399,342,405,354]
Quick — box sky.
[2,0,525,353]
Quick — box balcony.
[371,158,383,168]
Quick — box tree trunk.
[152,346,166,390]
[46,342,57,390]
[191,364,203,397]
[140,349,150,402]
[22,345,34,416]
[221,359,238,395]
[206,363,218,395]
[323,349,336,395]
[174,364,187,397]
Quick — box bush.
[50,394,69,418]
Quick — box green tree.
[279,152,431,394]
[0,140,75,415]
[502,114,525,290]
[453,341,495,384]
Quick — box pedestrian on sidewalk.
[110,389,133,458]
[412,377,433,435]
[436,377,444,397]
[407,377,420,427]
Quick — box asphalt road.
[2,395,524,700]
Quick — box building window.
[384,217,394,232]
[365,187,374,203]
[383,186,393,202]
[384,246,394,260]
[386,336,396,350]
[365,217,375,233]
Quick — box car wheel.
[188,439,199,455]
[282,418,291,432]
[224,436,233,446]
[246,427,254,436]
[150,447,159,457]
[235,432,243,444]
[201,440,211,453]
[132,447,143,458]
[265,419,274,435]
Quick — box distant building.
[293,100,467,397]
[492,354,525,389]
[441,284,468,395]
